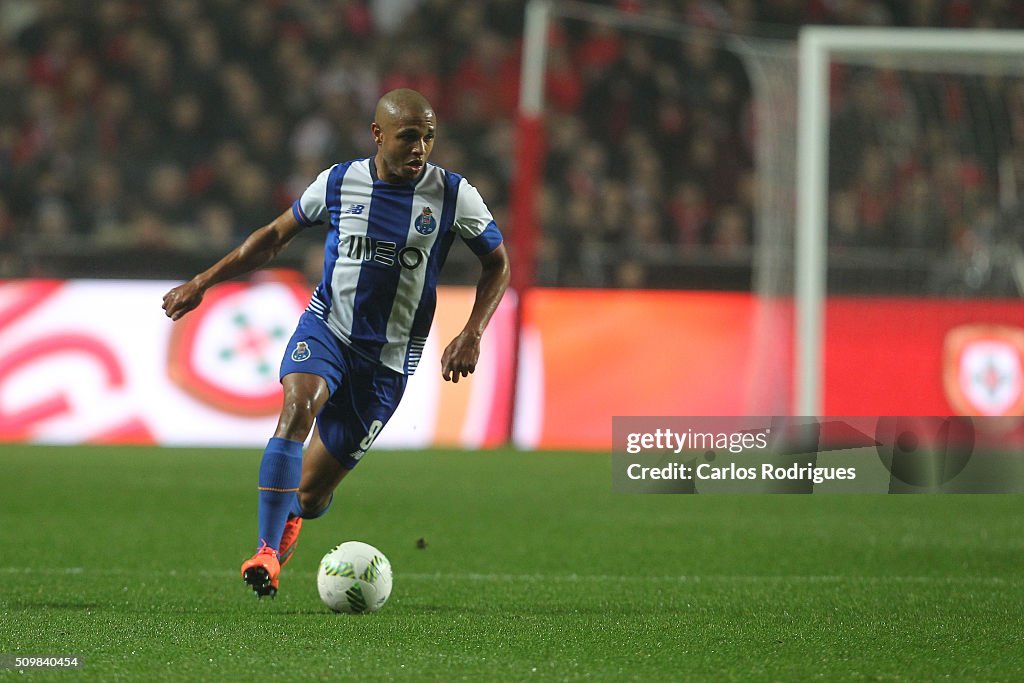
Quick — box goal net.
[515,1,801,415]
[794,27,1024,413]
[516,3,1024,416]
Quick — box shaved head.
[374,88,435,125]
[371,89,437,183]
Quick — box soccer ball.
[317,541,393,614]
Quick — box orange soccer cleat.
[278,515,303,567]
[241,543,281,598]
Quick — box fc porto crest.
[291,341,311,362]
[413,206,437,235]
[944,325,1024,416]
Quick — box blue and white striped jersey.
[291,158,503,375]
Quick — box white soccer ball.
[317,541,393,614]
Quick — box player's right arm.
[162,208,304,321]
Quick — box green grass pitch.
[1,445,1022,681]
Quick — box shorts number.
[359,419,384,451]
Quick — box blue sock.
[289,493,333,520]
[256,437,304,552]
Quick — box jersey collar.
[369,157,428,188]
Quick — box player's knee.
[297,489,331,517]
[275,396,317,439]
[276,375,329,440]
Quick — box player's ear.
[371,122,383,146]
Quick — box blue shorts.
[280,313,407,469]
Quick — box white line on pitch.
[0,567,1017,585]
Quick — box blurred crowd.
[823,37,1024,296]
[2,0,1024,290]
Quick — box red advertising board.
[825,297,1024,416]
[515,291,1024,450]
[513,290,778,449]
[0,279,515,449]
[3,279,1021,450]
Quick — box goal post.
[510,0,552,296]
[796,27,1024,415]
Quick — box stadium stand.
[2,0,1023,288]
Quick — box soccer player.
[162,88,510,597]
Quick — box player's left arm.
[441,242,511,383]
